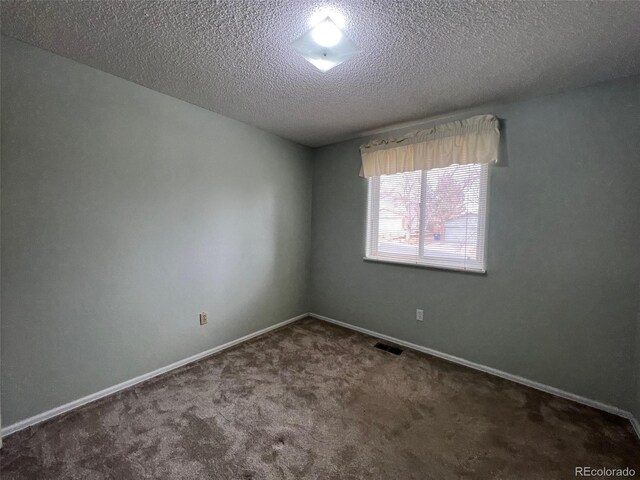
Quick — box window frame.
[364,164,490,273]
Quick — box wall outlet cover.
[200,312,208,325]
[416,309,424,321]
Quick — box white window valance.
[359,115,500,178]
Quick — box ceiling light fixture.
[310,17,343,47]
[292,16,359,73]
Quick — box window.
[365,163,489,272]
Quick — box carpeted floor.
[1,317,639,479]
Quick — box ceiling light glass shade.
[292,17,360,72]
[310,18,343,47]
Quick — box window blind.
[366,163,488,272]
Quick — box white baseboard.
[4,311,638,442]
[309,312,639,435]
[1,313,309,438]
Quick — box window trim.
[365,164,490,273]
[362,256,488,274]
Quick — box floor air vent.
[374,342,403,355]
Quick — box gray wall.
[0,31,3,442]
[310,76,640,412]
[1,37,312,426]
[635,293,640,421]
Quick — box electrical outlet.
[416,309,424,321]
[199,312,208,325]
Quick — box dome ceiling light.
[292,16,360,73]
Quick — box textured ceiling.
[2,1,640,147]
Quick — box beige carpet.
[1,317,639,479]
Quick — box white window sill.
[363,256,486,275]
